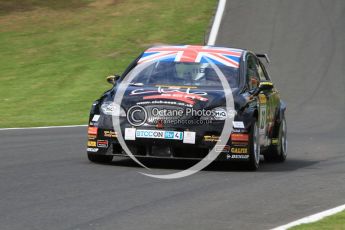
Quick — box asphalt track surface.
[1,1,345,229]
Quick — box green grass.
[0,0,216,127]
[290,211,345,230]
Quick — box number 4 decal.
[260,106,266,130]
[258,94,267,133]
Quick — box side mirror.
[106,74,120,85]
[259,81,274,91]
[252,81,274,96]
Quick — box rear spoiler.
[255,53,270,64]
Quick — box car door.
[245,54,267,146]
[256,58,280,145]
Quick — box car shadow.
[104,156,319,172]
[258,158,319,172]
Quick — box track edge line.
[207,0,226,45]
[271,203,345,230]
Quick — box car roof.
[139,45,245,68]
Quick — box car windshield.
[128,61,240,88]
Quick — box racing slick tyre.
[264,116,287,162]
[87,154,113,163]
[247,120,260,170]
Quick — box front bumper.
[87,126,251,161]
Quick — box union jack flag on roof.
[138,45,244,68]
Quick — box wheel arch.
[242,107,259,130]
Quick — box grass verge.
[290,210,345,230]
[0,0,216,127]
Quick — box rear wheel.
[264,117,287,162]
[247,120,260,170]
[88,154,113,163]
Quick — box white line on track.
[271,204,345,230]
[207,0,226,46]
[0,124,87,131]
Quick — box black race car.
[87,45,287,170]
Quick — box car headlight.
[200,107,236,121]
[101,101,126,116]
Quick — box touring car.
[87,45,287,170]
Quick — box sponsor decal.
[97,140,108,148]
[231,141,249,147]
[259,101,267,145]
[125,128,136,140]
[104,130,117,138]
[230,154,250,159]
[135,129,183,140]
[142,91,207,105]
[258,94,267,139]
[92,115,100,122]
[183,131,196,144]
[130,87,207,97]
[231,147,248,154]
[88,126,98,135]
[215,145,230,153]
[137,100,192,108]
[87,148,98,152]
[203,135,220,142]
[259,105,267,131]
[130,86,208,105]
[87,141,96,147]
[259,94,267,104]
[231,133,249,142]
[155,85,198,89]
[88,134,97,140]
[232,121,245,129]
[232,129,247,133]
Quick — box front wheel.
[247,120,260,170]
[88,154,113,163]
